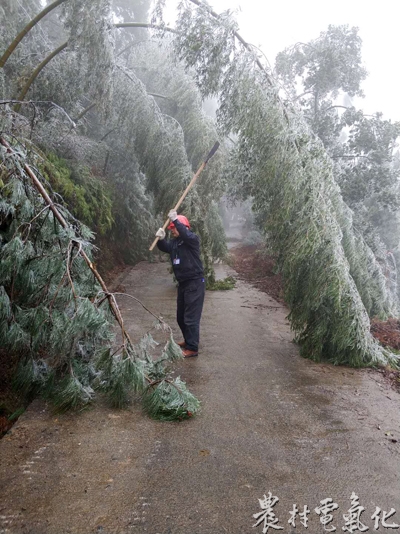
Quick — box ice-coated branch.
[0,136,132,347]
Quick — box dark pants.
[177,278,205,352]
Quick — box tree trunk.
[114,22,177,33]
[10,23,171,107]
[0,0,68,68]
[14,42,68,112]
[73,102,97,123]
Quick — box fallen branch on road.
[0,134,200,420]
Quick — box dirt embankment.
[230,244,284,303]
[230,244,400,393]
[0,349,21,437]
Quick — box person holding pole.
[150,142,219,358]
[155,210,205,358]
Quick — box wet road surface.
[1,261,400,534]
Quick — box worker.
[155,210,205,358]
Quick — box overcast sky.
[162,0,400,122]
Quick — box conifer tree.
[0,132,199,419]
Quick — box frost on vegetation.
[108,43,228,270]
[2,0,397,381]
[0,136,199,420]
[1,0,228,274]
[153,0,400,367]
[112,66,191,214]
[0,0,231,417]
[60,0,115,117]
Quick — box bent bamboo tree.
[154,0,399,367]
[12,23,172,109]
[0,0,68,68]
[14,42,68,112]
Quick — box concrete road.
[1,261,400,534]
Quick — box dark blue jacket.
[157,218,204,283]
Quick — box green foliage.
[104,40,228,273]
[204,201,228,261]
[51,376,94,412]
[275,25,367,103]
[163,336,184,361]
[97,349,146,409]
[171,2,239,99]
[1,0,228,279]
[337,111,400,212]
[160,1,399,367]
[109,66,191,215]
[95,331,200,420]
[13,358,53,398]
[274,25,400,303]
[207,275,236,291]
[61,0,115,116]
[104,150,155,264]
[0,0,45,99]
[0,0,225,417]
[142,377,200,421]
[0,136,200,419]
[40,153,114,234]
[1,137,113,405]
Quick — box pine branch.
[110,292,170,329]
[142,377,199,421]
[0,136,132,347]
[66,241,79,307]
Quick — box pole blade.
[204,141,220,163]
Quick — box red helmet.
[168,215,190,230]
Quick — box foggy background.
[161,0,400,122]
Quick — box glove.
[168,209,178,222]
[156,228,166,239]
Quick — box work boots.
[177,340,198,357]
[182,349,198,358]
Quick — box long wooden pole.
[149,141,220,251]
